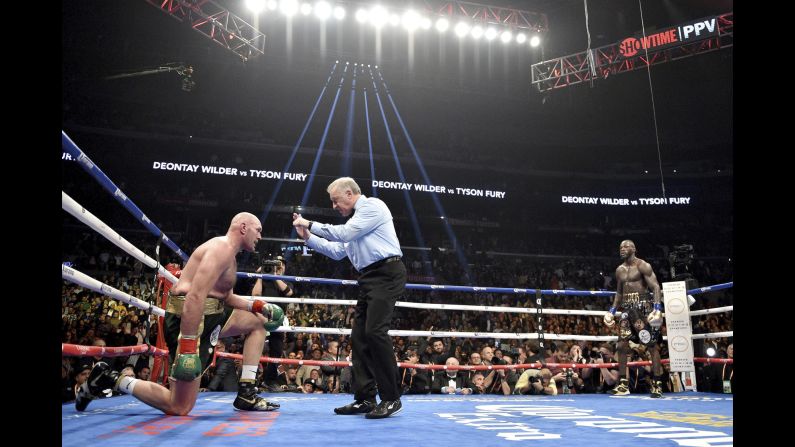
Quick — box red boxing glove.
[250,300,272,319]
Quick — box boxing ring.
[62,131,733,446]
[63,393,732,447]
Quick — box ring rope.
[265,327,731,341]
[249,272,733,298]
[62,265,165,317]
[689,306,733,316]
[212,351,733,371]
[59,196,732,322]
[257,296,607,316]
[62,343,168,357]
[62,265,732,342]
[62,191,178,284]
[62,131,188,262]
[62,133,734,390]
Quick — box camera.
[565,369,574,388]
[502,346,519,356]
[669,244,694,266]
[259,253,284,273]
[668,244,695,280]
[261,259,281,273]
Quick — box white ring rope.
[63,189,731,325]
[690,331,733,340]
[62,265,165,317]
[689,305,733,316]
[254,296,723,317]
[62,191,179,284]
[266,326,732,341]
[62,193,732,344]
[61,266,732,341]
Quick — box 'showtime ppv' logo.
[619,17,718,57]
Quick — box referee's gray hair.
[327,177,361,195]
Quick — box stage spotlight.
[300,3,312,15]
[355,8,368,23]
[530,35,541,47]
[370,6,388,28]
[266,0,278,11]
[470,25,483,39]
[516,33,527,44]
[246,0,266,13]
[419,16,432,30]
[454,22,471,38]
[333,6,345,20]
[314,1,331,20]
[500,30,512,43]
[435,17,449,32]
[484,27,497,40]
[388,14,400,26]
[279,0,298,16]
[402,10,420,31]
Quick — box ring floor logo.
[436,403,732,445]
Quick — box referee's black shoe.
[365,399,402,419]
[334,399,376,415]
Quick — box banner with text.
[562,195,691,206]
[662,281,695,373]
[147,160,507,199]
[618,15,720,58]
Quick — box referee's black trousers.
[351,260,406,402]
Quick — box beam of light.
[376,68,471,280]
[340,66,357,177]
[364,86,376,197]
[369,69,430,271]
[259,62,339,225]
[299,63,347,207]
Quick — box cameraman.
[252,255,294,391]
[579,345,603,393]
[514,368,556,395]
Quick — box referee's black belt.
[361,256,402,273]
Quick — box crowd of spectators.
[61,229,733,404]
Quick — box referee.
[292,176,406,419]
